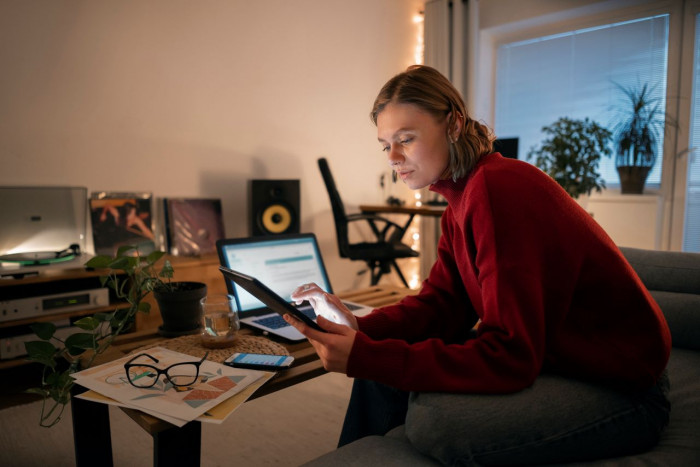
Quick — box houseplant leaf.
[24,340,59,368]
[64,332,96,355]
[30,322,57,340]
[73,316,101,331]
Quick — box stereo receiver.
[0,288,109,323]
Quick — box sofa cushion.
[563,348,700,466]
[651,291,700,350]
[620,247,700,295]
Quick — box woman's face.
[377,102,451,190]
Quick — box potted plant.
[527,117,612,199]
[611,82,677,194]
[153,280,207,337]
[24,245,205,426]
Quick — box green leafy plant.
[24,245,173,427]
[527,117,612,199]
[611,82,677,168]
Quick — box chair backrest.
[318,158,351,257]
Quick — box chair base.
[367,259,412,288]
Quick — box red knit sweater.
[347,153,671,393]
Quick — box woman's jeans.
[339,372,670,465]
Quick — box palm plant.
[611,82,675,169]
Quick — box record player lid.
[0,186,87,258]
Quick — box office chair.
[318,157,419,288]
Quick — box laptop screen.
[217,234,333,314]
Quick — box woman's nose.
[387,146,404,165]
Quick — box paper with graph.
[72,347,265,427]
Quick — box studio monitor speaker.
[249,179,300,236]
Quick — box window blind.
[682,14,700,252]
[495,15,669,188]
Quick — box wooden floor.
[0,362,43,409]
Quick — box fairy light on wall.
[404,11,425,289]
[413,12,425,65]
[392,10,425,290]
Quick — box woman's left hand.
[284,314,356,373]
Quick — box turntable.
[0,244,81,266]
[0,186,89,278]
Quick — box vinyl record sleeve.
[164,198,225,256]
[89,193,155,256]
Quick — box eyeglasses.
[124,352,209,388]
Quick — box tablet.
[218,266,326,333]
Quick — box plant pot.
[154,282,207,337]
[617,166,651,194]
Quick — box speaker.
[249,179,300,236]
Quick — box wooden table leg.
[153,420,201,467]
[71,385,114,467]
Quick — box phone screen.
[230,353,291,367]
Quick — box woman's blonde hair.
[371,65,494,180]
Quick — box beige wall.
[0,0,424,290]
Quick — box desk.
[360,204,446,281]
[359,203,445,232]
[71,285,418,467]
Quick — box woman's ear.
[445,111,463,142]
[451,112,464,141]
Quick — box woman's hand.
[286,283,359,373]
[283,313,356,373]
[290,283,358,330]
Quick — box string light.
[397,10,425,290]
[413,12,424,65]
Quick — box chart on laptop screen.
[221,237,331,311]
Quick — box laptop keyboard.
[252,301,363,329]
[254,307,317,329]
[343,301,363,311]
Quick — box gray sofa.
[306,247,700,466]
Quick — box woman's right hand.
[290,282,358,330]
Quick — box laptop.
[216,233,374,341]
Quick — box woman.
[285,65,671,465]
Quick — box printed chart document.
[72,347,267,427]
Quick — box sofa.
[305,247,700,466]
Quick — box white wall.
[0,0,424,290]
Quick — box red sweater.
[347,153,671,393]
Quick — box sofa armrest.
[620,247,700,350]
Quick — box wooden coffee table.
[71,285,417,467]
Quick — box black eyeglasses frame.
[124,351,209,389]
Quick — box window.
[683,14,700,252]
[494,15,670,188]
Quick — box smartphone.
[224,352,295,370]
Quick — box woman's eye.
[400,137,413,145]
[381,145,390,152]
